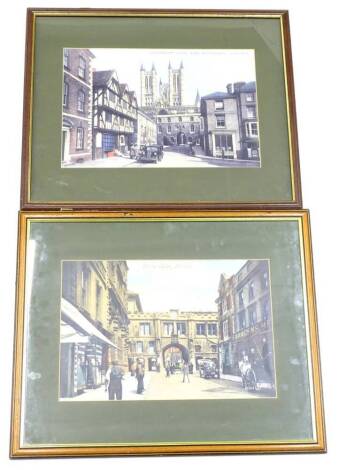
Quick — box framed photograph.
[11,210,325,457]
[21,9,301,210]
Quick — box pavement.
[62,371,273,401]
[64,149,260,169]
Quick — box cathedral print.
[62,49,260,168]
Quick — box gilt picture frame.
[11,210,325,457]
[21,9,302,210]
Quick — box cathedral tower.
[140,64,159,107]
[168,61,184,107]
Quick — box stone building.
[92,70,138,158]
[136,109,157,146]
[200,90,241,159]
[228,81,260,160]
[62,48,95,164]
[60,260,130,398]
[216,260,274,387]
[139,62,201,147]
[156,106,201,146]
[127,308,219,372]
[200,82,259,160]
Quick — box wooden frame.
[10,210,325,457]
[20,8,302,211]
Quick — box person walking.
[165,361,171,377]
[105,361,124,400]
[135,360,145,394]
[182,361,190,383]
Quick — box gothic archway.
[177,132,187,145]
[162,342,189,367]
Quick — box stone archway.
[177,132,187,145]
[162,342,189,367]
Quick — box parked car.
[137,145,163,163]
[199,359,219,379]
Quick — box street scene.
[60,260,276,401]
[62,49,260,168]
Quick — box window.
[216,115,225,127]
[163,322,174,336]
[246,93,255,102]
[95,282,102,319]
[190,116,194,121]
[249,281,255,301]
[215,100,224,110]
[178,116,182,122]
[261,271,269,289]
[196,323,206,335]
[208,323,217,336]
[215,134,233,151]
[237,311,246,331]
[63,81,69,106]
[167,117,171,123]
[167,125,171,133]
[139,322,151,336]
[190,124,195,133]
[77,89,85,112]
[211,344,217,353]
[148,341,156,354]
[136,341,143,353]
[246,122,259,137]
[246,106,256,119]
[249,308,257,326]
[158,125,162,134]
[78,56,86,79]
[176,322,186,335]
[226,294,232,310]
[76,127,84,150]
[81,268,91,308]
[63,49,70,68]
[239,290,244,308]
[223,320,229,338]
[158,117,162,123]
[195,345,202,353]
[263,301,270,321]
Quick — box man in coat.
[105,361,124,400]
[135,360,145,394]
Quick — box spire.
[151,62,156,71]
[168,61,172,70]
[195,89,200,106]
[140,63,144,71]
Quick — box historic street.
[68,149,260,169]
[66,370,267,401]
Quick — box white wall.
[0,0,338,468]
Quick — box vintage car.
[137,145,163,163]
[199,359,219,379]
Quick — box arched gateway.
[162,342,189,367]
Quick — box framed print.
[21,9,302,210]
[11,210,325,457]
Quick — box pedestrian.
[165,361,171,377]
[182,361,190,383]
[135,360,145,394]
[262,337,272,380]
[105,361,124,400]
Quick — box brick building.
[62,48,95,164]
[216,260,274,387]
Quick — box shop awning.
[60,321,90,344]
[61,298,118,348]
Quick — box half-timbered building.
[92,70,138,159]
